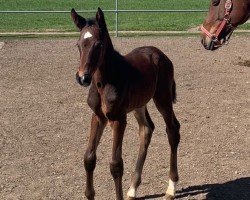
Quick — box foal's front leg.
[84,113,107,200]
[110,115,127,200]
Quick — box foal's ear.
[71,8,86,31]
[96,7,107,30]
[212,0,220,6]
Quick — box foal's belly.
[100,79,156,119]
[126,79,157,112]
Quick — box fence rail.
[0,10,208,13]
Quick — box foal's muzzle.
[76,72,91,87]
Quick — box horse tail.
[152,48,177,103]
[172,80,177,103]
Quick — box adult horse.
[71,8,180,200]
[201,0,250,50]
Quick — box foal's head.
[71,8,111,87]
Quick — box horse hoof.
[164,194,175,200]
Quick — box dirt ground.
[0,35,249,200]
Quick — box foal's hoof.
[164,194,175,200]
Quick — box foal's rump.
[125,46,174,82]
[124,46,176,108]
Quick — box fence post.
[115,0,118,37]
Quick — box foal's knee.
[84,150,97,172]
[110,159,124,179]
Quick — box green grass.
[0,0,249,32]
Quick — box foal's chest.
[98,83,121,119]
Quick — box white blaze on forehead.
[83,31,93,39]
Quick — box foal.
[71,8,180,200]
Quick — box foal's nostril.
[76,72,83,85]
[75,72,91,87]
[82,74,92,86]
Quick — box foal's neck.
[101,32,125,70]
[98,34,128,86]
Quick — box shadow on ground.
[176,177,250,200]
[135,177,250,200]
[136,193,165,199]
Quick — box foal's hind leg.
[84,113,107,200]
[127,106,154,200]
[153,92,180,200]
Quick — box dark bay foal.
[71,8,180,200]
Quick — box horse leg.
[109,115,127,200]
[164,113,180,200]
[127,106,154,200]
[153,90,180,200]
[84,113,107,200]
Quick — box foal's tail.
[172,80,177,103]
[152,48,177,104]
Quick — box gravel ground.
[0,35,249,200]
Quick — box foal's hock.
[71,7,180,200]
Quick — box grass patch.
[0,0,249,32]
[0,0,208,32]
